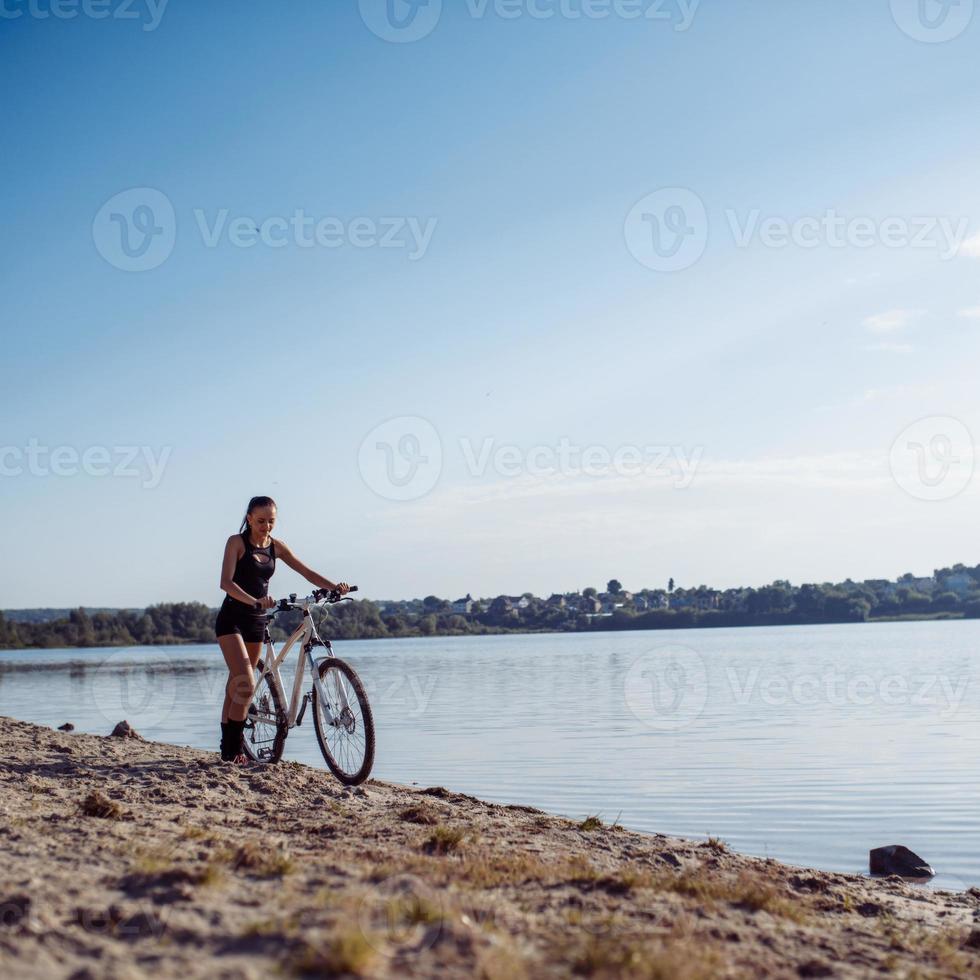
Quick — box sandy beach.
[1,715,978,979]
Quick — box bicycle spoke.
[313,658,374,785]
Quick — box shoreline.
[2,717,979,978]
[0,610,973,653]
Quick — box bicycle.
[242,586,376,785]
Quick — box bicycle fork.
[303,639,354,729]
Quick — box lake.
[1,620,977,890]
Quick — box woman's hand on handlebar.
[333,582,352,596]
[255,595,277,610]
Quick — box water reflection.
[1,621,979,889]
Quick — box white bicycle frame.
[254,593,353,730]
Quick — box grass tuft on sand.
[79,790,124,820]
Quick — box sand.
[1,716,979,979]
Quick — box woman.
[216,495,350,763]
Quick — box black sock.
[223,719,246,760]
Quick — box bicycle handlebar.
[255,586,358,614]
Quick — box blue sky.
[2,0,980,608]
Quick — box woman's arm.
[275,539,349,594]
[219,535,273,607]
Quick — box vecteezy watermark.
[192,210,437,260]
[359,0,443,42]
[0,893,42,934]
[93,188,177,273]
[90,650,180,730]
[461,0,700,28]
[459,437,702,485]
[0,0,169,31]
[355,873,446,955]
[363,671,438,716]
[93,188,438,271]
[623,646,708,731]
[0,440,172,489]
[357,417,704,501]
[358,0,699,42]
[74,902,170,941]
[724,210,969,260]
[624,188,972,273]
[358,417,444,502]
[890,0,974,43]
[889,416,974,502]
[726,665,969,719]
[624,188,708,273]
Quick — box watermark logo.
[90,650,179,730]
[357,422,703,502]
[726,665,968,719]
[94,191,438,271]
[626,191,970,273]
[362,670,439,716]
[624,188,708,272]
[359,0,443,42]
[890,0,974,42]
[726,209,968,260]
[460,438,702,485]
[889,416,974,501]
[0,0,170,31]
[461,0,700,30]
[192,210,437,260]
[624,645,708,730]
[0,440,172,489]
[358,417,443,501]
[93,188,176,272]
[355,873,446,955]
[0,893,41,933]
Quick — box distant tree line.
[3,563,980,649]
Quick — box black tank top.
[224,531,276,609]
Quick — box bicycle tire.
[242,660,288,764]
[312,657,375,785]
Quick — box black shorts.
[215,601,269,644]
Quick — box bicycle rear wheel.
[312,657,375,785]
[243,660,288,763]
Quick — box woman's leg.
[218,633,255,722]
[243,641,263,672]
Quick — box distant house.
[632,596,649,611]
[489,595,530,616]
[719,590,748,612]
[941,573,975,596]
[580,597,602,614]
[670,589,718,612]
[693,592,719,611]
[451,594,473,615]
[901,576,935,593]
[547,594,567,609]
[489,596,514,617]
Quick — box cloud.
[863,309,925,333]
[957,306,980,320]
[958,233,980,258]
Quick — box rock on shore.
[1,716,979,979]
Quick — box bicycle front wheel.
[312,657,375,785]
[243,660,288,764]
